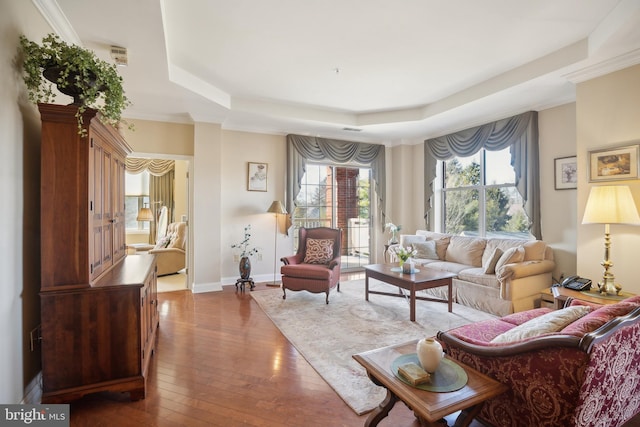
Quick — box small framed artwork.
[554,156,577,190]
[588,144,639,182]
[247,162,268,191]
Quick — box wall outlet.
[257,253,262,261]
[233,254,239,262]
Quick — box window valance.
[424,111,541,239]
[126,158,175,176]
[286,134,386,232]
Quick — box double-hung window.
[441,147,530,239]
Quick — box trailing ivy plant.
[19,33,131,135]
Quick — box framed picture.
[588,144,639,182]
[247,162,268,191]
[554,156,577,190]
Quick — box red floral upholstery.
[438,296,640,427]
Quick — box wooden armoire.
[39,104,159,403]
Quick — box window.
[293,164,371,269]
[125,171,150,231]
[441,148,530,239]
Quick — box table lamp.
[136,203,154,222]
[267,201,288,286]
[582,185,640,295]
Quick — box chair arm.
[328,257,341,269]
[281,254,303,265]
[436,330,581,357]
[149,247,185,255]
[497,259,555,282]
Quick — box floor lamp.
[267,201,288,286]
[582,185,640,295]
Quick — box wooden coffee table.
[353,340,507,427]
[365,264,456,321]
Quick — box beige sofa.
[149,222,187,276]
[389,231,555,316]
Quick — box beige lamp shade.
[136,206,154,222]
[267,200,288,215]
[582,185,640,225]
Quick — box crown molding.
[563,48,640,83]
[31,0,82,45]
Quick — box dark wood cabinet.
[39,104,159,403]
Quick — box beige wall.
[577,64,640,294]
[539,103,578,280]
[124,119,194,156]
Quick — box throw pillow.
[491,305,591,343]
[303,238,334,264]
[482,247,503,274]
[494,246,525,272]
[523,240,547,261]
[413,241,438,260]
[154,236,171,249]
[400,235,427,247]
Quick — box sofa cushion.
[495,246,525,272]
[562,297,640,336]
[445,236,486,267]
[422,261,472,275]
[400,234,427,248]
[491,305,591,343]
[456,268,500,288]
[416,231,451,259]
[303,238,334,264]
[483,247,503,274]
[413,241,438,260]
[523,240,547,261]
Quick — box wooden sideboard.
[39,104,159,403]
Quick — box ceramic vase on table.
[416,337,444,373]
[402,258,415,273]
[239,256,251,279]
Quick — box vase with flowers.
[385,222,401,245]
[394,245,417,272]
[231,225,260,279]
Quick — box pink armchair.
[436,295,640,427]
[280,227,342,304]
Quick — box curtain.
[149,170,175,243]
[285,134,386,234]
[126,158,175,176]
[423,111,541,239]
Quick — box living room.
[3,0,640,424]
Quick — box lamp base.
[266,282,281,287]
[597,278,622,296]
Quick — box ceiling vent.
[342,127,362,132]
[110,46,128,66]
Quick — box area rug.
[250,279,496,415]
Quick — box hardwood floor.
[67,273,640,427]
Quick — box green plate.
[391,353,468,392]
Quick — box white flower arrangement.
[384,222,401,233]
[394,245,417,264]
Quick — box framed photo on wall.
[588,144,639,182]
[554,156,577,190]
[247,162,268,191]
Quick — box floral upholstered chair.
[437,295,640,427]
[280,227,342,304]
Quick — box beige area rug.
[250,279,496,415]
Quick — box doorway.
[125,157,191,292]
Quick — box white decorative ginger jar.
[416,337,444,373]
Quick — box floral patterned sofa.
[437,295,640,427]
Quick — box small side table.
[353,340,507,427]
[545,286,635,309]
[235,277,255,292]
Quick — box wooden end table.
[353,340,507,427]
[542,286,635,309]
[365,264,456,321]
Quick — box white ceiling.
[43,0,640,144]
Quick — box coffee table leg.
[410,286,416,321]
[448,280,452,313]
[365,272,369,301]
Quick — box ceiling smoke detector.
[110,46,128,66]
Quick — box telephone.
[561,275,592,292]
